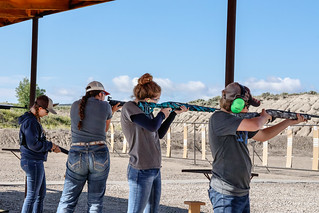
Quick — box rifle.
[107,97,219,114]
[2,147,69,155]
[0,104,28,110]
[234,109,319,121]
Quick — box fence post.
[262,140,268,166]
[166,127,171,158]
[201,124,206,160]
[312,126,319,170]
[286,126,293,168]
[122,136,127,153]
[183,123,188,158]
[110,123,114,152]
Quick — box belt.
[71,141,107,146]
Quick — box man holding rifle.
[208,82,307,213]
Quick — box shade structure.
[0,0,114,107]
[0,0,114,27]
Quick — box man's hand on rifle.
[112,102,122,115]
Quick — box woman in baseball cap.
[19,95,61,212]
[57,81,121,213]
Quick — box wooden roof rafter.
[0,0,114,27]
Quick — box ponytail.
[77,90,101,130]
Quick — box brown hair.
[219,95,233,112]
[133,73,161,100]
[33,95,49,122]
[78,90,101,130]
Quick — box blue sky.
[0,0,318,104]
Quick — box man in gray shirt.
[208,82,307,213]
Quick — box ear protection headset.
[230,84,247,114]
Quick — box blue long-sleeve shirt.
[19,112,53,161]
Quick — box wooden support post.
[286,126,293,168]
[183,123,188,158]
[201,124,206,160]
[166,127,171,158]
[110,123,114,152]
[262,140,268,166]
[184,201,205,213]
[312,126,319,170]
[122,136,127,153]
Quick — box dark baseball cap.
[35,95,58,114]
[222,82,260,107]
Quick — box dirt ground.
[1,124,319,212]
[1,143,319,213]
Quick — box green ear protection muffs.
[231,84,246,113]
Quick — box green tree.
[15,77,46,106]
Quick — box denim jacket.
[18,112,53,161]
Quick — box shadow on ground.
[0,188,189,213]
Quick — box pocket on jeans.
[127,165,138,181]
[20,160,28,172]
[67,150,82,173]
[93,148,109,172]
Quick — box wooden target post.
[286,126,293,168]
[183,123,188,158]
[122,136,128,153]
[110,123,114,152]
[201,124,206,160]
[312,126,319,170]
[262,140,268,166]
[166,127,171,157]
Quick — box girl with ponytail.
[57,81,121,213]
[19,95,60,213]
[121,73,188,213]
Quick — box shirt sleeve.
[130,112,165,132]
[158,111,176,139]
[212,111,243,136]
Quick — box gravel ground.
[1,150,319,212]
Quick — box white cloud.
[0,88,17,103]
[179,81,206,92]
[87,77,94,83]
[111,75,219,102]
[153,78,174,91]
[0,75,25,85]
[112,75,135,93]
[244,77,302,93]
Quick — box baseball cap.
[222,82,260,107]
[35,95,58,114]
[86,81,110,95]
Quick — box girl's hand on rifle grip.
[160,108,171,118]
[51,143,61,153]
[290,113,308,125]
[175,105,189,114]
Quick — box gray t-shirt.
[121,101,161,170]
[70,97,112,143]
[209,110,258,196]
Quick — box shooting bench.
[181,169,258,212]
[182,169,259,181]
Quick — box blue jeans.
[127,165,161,213]
[208,186,250,213]
[20,159,46,213]
[57,145,110,213]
